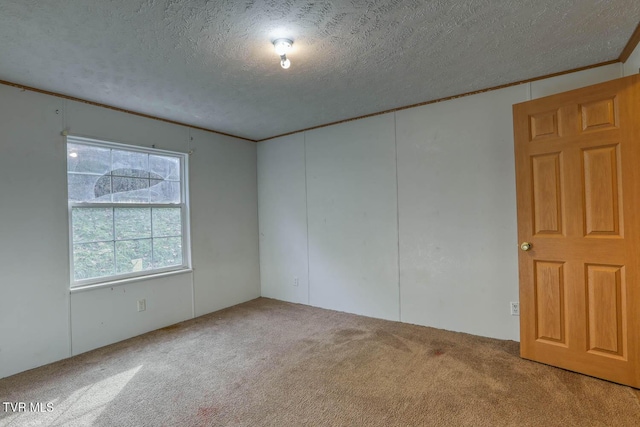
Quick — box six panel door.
[513,74,640,388]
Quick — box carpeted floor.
[1,297,639,426]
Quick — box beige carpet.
[1,298,639,426]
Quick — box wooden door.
[513,74,640,388]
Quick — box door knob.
[520,242,532,251]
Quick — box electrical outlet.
[510,302,519,316]
[137,299,146,312]
[293,276,299,287]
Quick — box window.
[67,136,190,287]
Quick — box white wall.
[306,114,399,320]
[70,274,193,355]
[257,116,400,321]
[0,87,260,378]
[257,133,309,304]
[0,87,69,379]
[623,41,640,77]
[530,63,622,98]
[396,85,525,339]
[190,128,260,316]
[257,62,626,341]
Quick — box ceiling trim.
[619,20,640,62]
[0,45,630,145]
[0,79,257,143]
[257,59,620,142]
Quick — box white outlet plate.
[510,302,519,316]
[137,299,146,312]
[293,276,299,287]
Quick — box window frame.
[66,136,191,289]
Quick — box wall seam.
[63,98,73,358]
[304,132,311,306]
[254,135,262,302]
[188,128,196,319]
[394,112,401,322]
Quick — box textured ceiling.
[0,1,638,141]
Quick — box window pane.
[115,208,151,240]
[153,237,182,268]
[112,177,149,202]
[150,180,181,203]
[67,143,111,174]
[112,150,149,178]
[68,174,112,203]
[152,208,182,237]
[92,175,115,201]
[150,155,180,180]
[72,208,113,243]
[68,139,188,285]
[74,242,114,280]
[116,239,152,274]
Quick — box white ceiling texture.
[0,1,638,141]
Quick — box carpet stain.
[373,329,412,352]
[196,405,220,420]
[433,349,445,356]
[333,328,367,344]
[430,339,455,349]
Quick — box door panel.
[513,74,640,388]
[580,97,617,131]
[534,260,566,344]
[585,264,625,357]
[582,145,622,236]
[530,110,560,140]
[532,153,564,235]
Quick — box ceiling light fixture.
[273,38,293,69]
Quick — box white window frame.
[66,136,191,289]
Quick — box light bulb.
[280,57,291,69]
[273,39,292,56]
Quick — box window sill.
[69,268,193,294]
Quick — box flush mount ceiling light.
[273,38,293,69]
